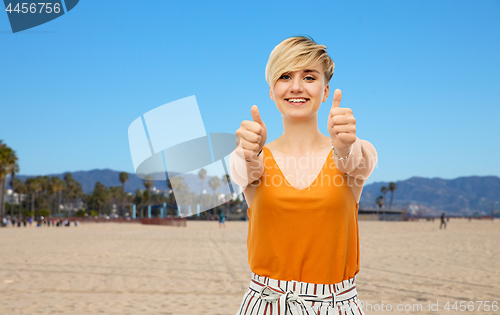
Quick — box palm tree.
[380,186,388,208]
[9,176,18,218]
[47,178,56,216]
[39,176,50,216]
[63,174,83,216]
[0,140,6,218]
[143,177,153,218]
[166,178,174,214]
[63,173,74,214]
[208,176,221,215]
[133,189,143,217]
[388,182,397,209]
[63,173,73,211]
[107,186,122,216]
[92,182,108,217]
[26,177,42,220]
[10,178,25,218]
[168,177,188,216]
[0,142,18,219]
[119,172,129,217]
[50,177,65,216]
[221,174,231,214]
[142,190,149,217]
[9,162,20,216]
[380,185,389,219]
[198,168,207,201]
[376,196,384,209]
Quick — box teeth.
[287,98,307,103]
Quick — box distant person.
[440,212,447,229]
[219,211,226,228]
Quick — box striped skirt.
[235,272,365,315]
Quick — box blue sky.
[1,0,499,185]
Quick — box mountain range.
[15,170,500,217]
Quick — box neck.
[277,113,327,154]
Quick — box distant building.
[5,189,27,205]
[358,207,406,221]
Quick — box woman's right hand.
[235,105,267,162]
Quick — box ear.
[322,84,330,102]
[269,86,274,101]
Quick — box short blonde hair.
[265,36,335,88]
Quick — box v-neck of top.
[264,146,333,191]
[247,146,360,284]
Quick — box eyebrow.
[303,69,320,74]
[281,69,320,76]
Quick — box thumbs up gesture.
[235,105,268,161]
[328,89,356,154]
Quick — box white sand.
[0,219,498,314]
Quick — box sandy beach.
[0,219,499,315]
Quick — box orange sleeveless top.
[247,146,360,285]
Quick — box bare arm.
[334,136,378,182]
[327,89,377,183]
[229,147,264,190]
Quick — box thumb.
[332,89,342,108]
[251,105,263,124]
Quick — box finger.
[332,124,355,134]
[240,138,260,152]
[328,119,356,130]
[240,128,261,143]
[251,105,263,124]
[332,89,342,109]
[330,114,351,126]
[241,120,262,134]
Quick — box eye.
[304,76,316,81]
[279,74,291,80]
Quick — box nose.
[290,77,303,93]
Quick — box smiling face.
[269,61,330,119]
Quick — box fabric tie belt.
[249,276,358,315]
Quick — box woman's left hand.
[327,89,357,155]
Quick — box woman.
[230,36,377,315]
